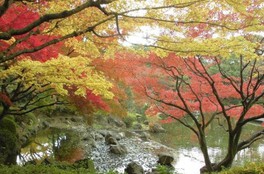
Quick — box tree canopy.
[0,0,264,172]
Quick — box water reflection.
[17,128,82,165]
[151,120,264,174]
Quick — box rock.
[105,134,118,145]
[136,114,144,123]
[143,120,149,125]
[70,117,78,122]
[139,132,151,140]
[105,137,118,145]
[157,153,174,166]
[125,162,144,174]
[117,132,126,140]
[109,144,127,154]
[133,123,143,130]
[105,131,124,141]
[90,139,97,148]
[149,123,166,133]
[107,116,126,128]
[70,117,83,122]
[42,121,50,128]
[94,133,104,141]
[98,130,108,137]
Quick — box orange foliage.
[100,52,264,124]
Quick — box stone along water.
[150,119,264,174]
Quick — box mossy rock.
[0,129,19,165]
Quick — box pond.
[17,127,88,165]
[150,119,264,174]
[17,118,264,174]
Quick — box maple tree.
[0,0,263,169]
[0,0,263,119]
[108,51,263,172]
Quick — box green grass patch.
[216,162,264,174]
[0,164,119,174]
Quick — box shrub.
[0,116,17,134]
[0,129,19,164]
[0,117,19,165]
[0,164,119,174]
[155,164,174,174]
[123,112,137,128]
[216,162,264,174]
[0,164,91,174]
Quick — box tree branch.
[7,101,67,115]
[0,0,114,40]
[0,0,12,17]
[237,129,264,151]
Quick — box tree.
[1,0,263,120]
[113,51,263,172]
[0,1,118,120]
[0,0,263,168]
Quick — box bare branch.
[8,101,67,115]
[238,129,264,151]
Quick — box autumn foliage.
[98,51,264,172]
[0,4,62,62]
[0,2,114,119]
[102,52,263,122]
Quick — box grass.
[215,162,264,174]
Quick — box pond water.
[150,120,264,174]
[17,128,85,165]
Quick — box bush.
[0,164,91,174]
[0,116,17,134]
[216,162,264,174]
[0,117,19,165]
[155,165,174,174]
[123,112,137,128]
[0,164,119,174]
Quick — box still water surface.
[150,120,264,174]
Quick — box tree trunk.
[198,130,214,173]
[0,104,9,121]
[200,127,243,173]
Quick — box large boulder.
[133,123,143,130]
[157,153,174,166]
[149,123,166,133]
[107,116,126,128]
[139,132,151,141]
[125,162,144,174]
[109,144,127,155]
[105,133,118,145]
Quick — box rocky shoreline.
[19,114,176,174]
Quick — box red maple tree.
[102,52,264,172]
